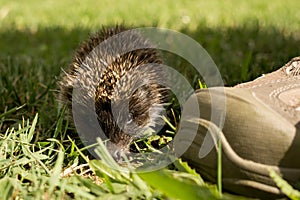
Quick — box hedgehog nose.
[111,149,122,161]
[111,149,132,163]
[106,142,129,162]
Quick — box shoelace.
[285,57,300,76]
[282,57,300,112]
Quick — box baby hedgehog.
[59,25,167,158]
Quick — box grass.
[1,0,300,199]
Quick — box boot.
[176,57,300,199]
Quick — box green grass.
[1,0,300,199]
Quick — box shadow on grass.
[0,27,91,62]
[0,27,91,134]
[180,23,300,85]
[0,24,299,132]
[1,24,299,82]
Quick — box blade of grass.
[48,149,64,193]
[269,169,300,200]
[173,158,205,185]
[0,104,26,119]
[218,134,222,196]
[139,169,220,200]
[0,177,14,199]
[162,115,176,131]
[198,79,207,89]
[27,113,38,143]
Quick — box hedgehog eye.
[127,114,133,124]
[127,119,133,124]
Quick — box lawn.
[0,0,300,199]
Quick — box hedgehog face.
[94,64,166,159]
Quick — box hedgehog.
[59,25,168,159]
